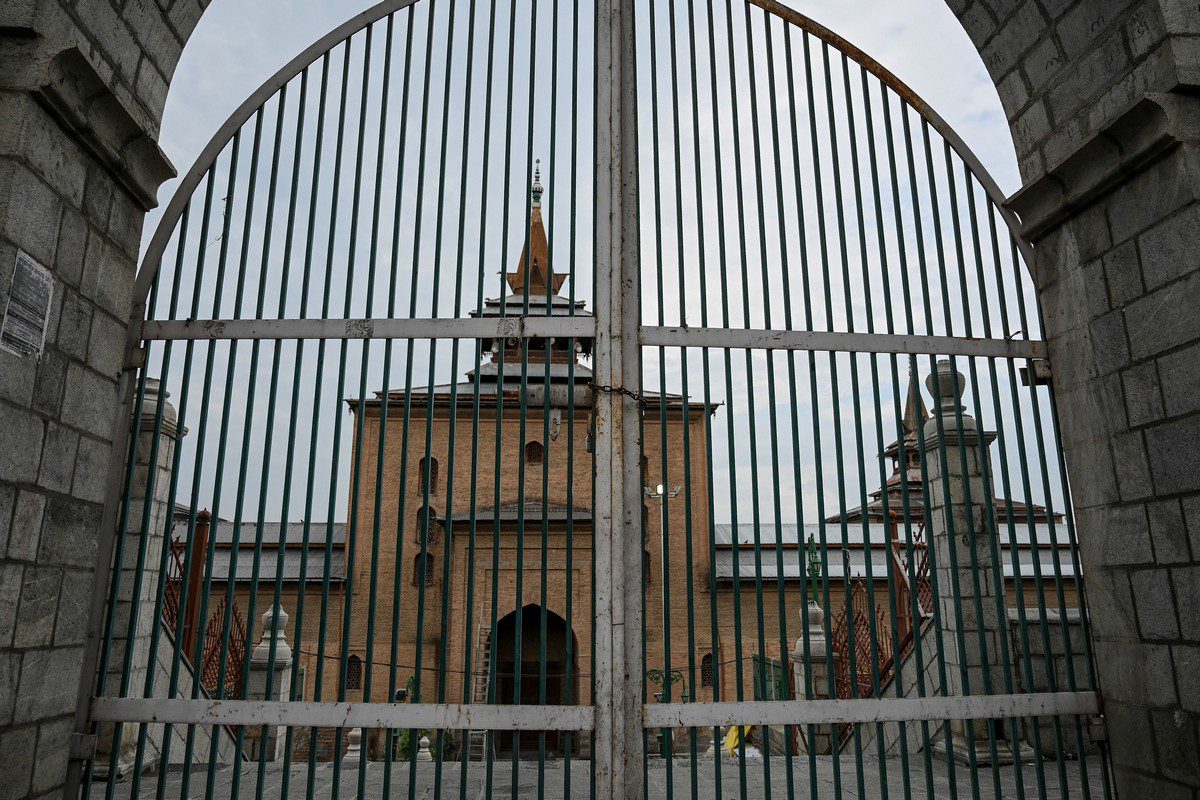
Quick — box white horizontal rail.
[642,691,1098,729]
[640,326,1046,359]
[141,316,597,342]
[91,698,595,731]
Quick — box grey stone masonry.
[0,2,207,799]
[920,360,1013,767]
[93,378,181,778]
[1007,88,1200,798]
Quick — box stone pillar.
[94,378,183,776]
[245,605,292,761]
[789,600,837,755]
[921,360,1011,766]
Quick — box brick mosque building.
[174,177,1078,761]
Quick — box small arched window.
[419,456,439,494]
[525,441,544,465]
[700,653,714,687]
[413,552,435,586]
[416,506,438,548]
[346,655,363,690]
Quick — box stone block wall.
[951,1,1200,794]
[0,2,206,798]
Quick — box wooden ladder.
[466,625,492,761]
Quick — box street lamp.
[644,482,682,677]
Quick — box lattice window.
[700,653,714,687]
[416,506,438,548]
[419,456,439,494]
[525,440,544,465]
[346,655,362,690]
[643,551,651,587]
[413,552,434,586]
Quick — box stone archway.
[3,2,1198,798]
[492,604,580,758]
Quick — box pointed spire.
[506,161,566,297]
[902,363,929,436]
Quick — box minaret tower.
[471,164,593,386]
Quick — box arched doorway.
[493,604,579,757]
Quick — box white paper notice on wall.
[1,250,54,359]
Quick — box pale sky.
[142,0,1063,532]
[152,0,1019,216]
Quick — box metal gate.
[66,1,1112,799]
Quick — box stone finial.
[138,377,184,438]
[923,359,976,438]
[251,604,292,666]
[343,727,363,765]
[531,159,543,207]
[416,734,433,761]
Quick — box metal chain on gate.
[587,381,646,405]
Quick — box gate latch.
[69,732,97,761]
[1086,714,1108,743]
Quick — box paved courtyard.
[129,755,1107,799]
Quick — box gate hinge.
[1020,359,1051,386]
[123,345,147,372]
[69,732,97,760]
[1086,714,1108,743]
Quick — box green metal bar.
[895,98,960,791]
[701,2,749,795]
[226,82,292,800]
[678,1,725,792]
[833,47,894,799]
[856,67,932,800]
[124,194,193,800]
[484,2,522,792]
[660,3,702,794]
[879,88,945,799]
[303,38,355,795]
[774,20,824,796]
[354,16,400,800]
[954,159,1043,798]
[421,0,480,793]
[563,1,582,793]
[144,178,211,796]
[380,9,418,793]
[754,11,800,798]
[643,0,676,788]
[405,1,466,792]
[942,143,1023,798]
[172,126,244,800]
[453,0,499,794]
[727,4,792,795]
[324,24,380,799]
[151,163,220,793]
[282,49,334,795]
[257,63,314,800]
[203,102,268,797]
[797,28,845,799]
[835,48,902,800]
